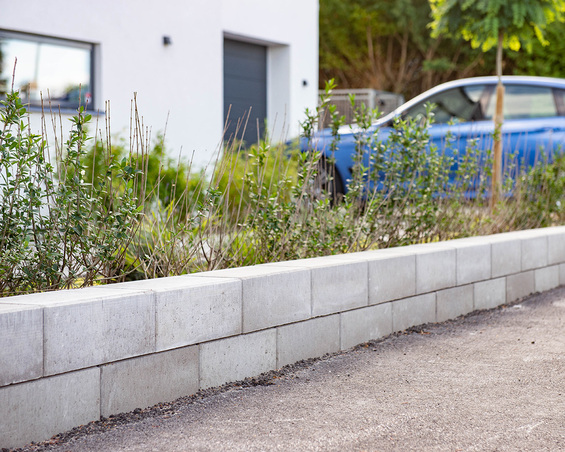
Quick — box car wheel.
[315,158,344,203]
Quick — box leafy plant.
[2,81,565,296]
[0,90,143,295]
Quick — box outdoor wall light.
[163,36,172,46]
[302,79,308,87]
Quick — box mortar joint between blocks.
[240,279,245,336]
[98,364,103,419]
[42,306,46,379]
[152,292,158,353]
[309,268,314,317]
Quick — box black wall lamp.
[163,36,172,46]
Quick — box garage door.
[223,38,267,146]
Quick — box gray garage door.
[223,38,267,146]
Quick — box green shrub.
[212,139,299,223]
[79,133,204,220]
[0,91,143,295]
[2,81,565,294]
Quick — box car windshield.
[404,85,487,124]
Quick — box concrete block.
[415,248,456,294]
[101,346,199,417]
[560,263,565,286]
[277,315,340,367]
[123,276,243,351]
[39,290,155,375]
[199,265,311,333]
[270,256,368,316]
[368,254,416,304]
[521,236,548,271]
[535,265,560,293]
[455,242,491,285]
[436,285,474,322]
[311,261,368,316]
[0,303,43,387]
[200,329,276,389]
[507,228,551,239]
[548,231,565,265]
[0,368,99,449]
[391,293,436,332]
[474,278,506,310]
[491,238,521,278]
[506,271,535,303]
[340,303,392,350]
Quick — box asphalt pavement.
[13,286,565,452]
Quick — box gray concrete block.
[455,243,491,285]
[535,265,560,293]
[200,265,311,333]
[368,254,416,304]
[0,303,43,387]
[200,329,276,389]
[547,231,565,265]
[391,293,436,332]
[415,248,456,294]
[0,368,100,449]
[277,315,340,367]
[491,238,521,278]
[311,261,368,316]
[40,290,155,375]
[340,303,392,350]
[521,236,548,271]
[436,285,474,322]
[270,256,368,316]
[506,271,535,303]
[101,346,199,417]
[130,276,243,351]
[560,263,565,286]
[474,278,506,310]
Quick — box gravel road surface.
[11,287,565,452]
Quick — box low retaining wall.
[2,227,565,448]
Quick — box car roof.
[375,75,565,125]
[425,75,565,91]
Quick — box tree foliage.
[319,0,495,98]
[507,19,565,77]
[429,0,565,53]
[320,0,565,99]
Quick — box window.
[484,85,557,120]
[406,85,487,124]
[0,31,93,110]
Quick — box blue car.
[309,76,565,196]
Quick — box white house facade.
[0,0,319,166]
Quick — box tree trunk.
[491,32,505,210]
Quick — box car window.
[484,85,557,120]
[405,85,486,124]
[551,88,565,116]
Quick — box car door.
[403,83,492,188]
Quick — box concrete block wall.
[2,226,565,449]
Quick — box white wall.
[0,0,318,167]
